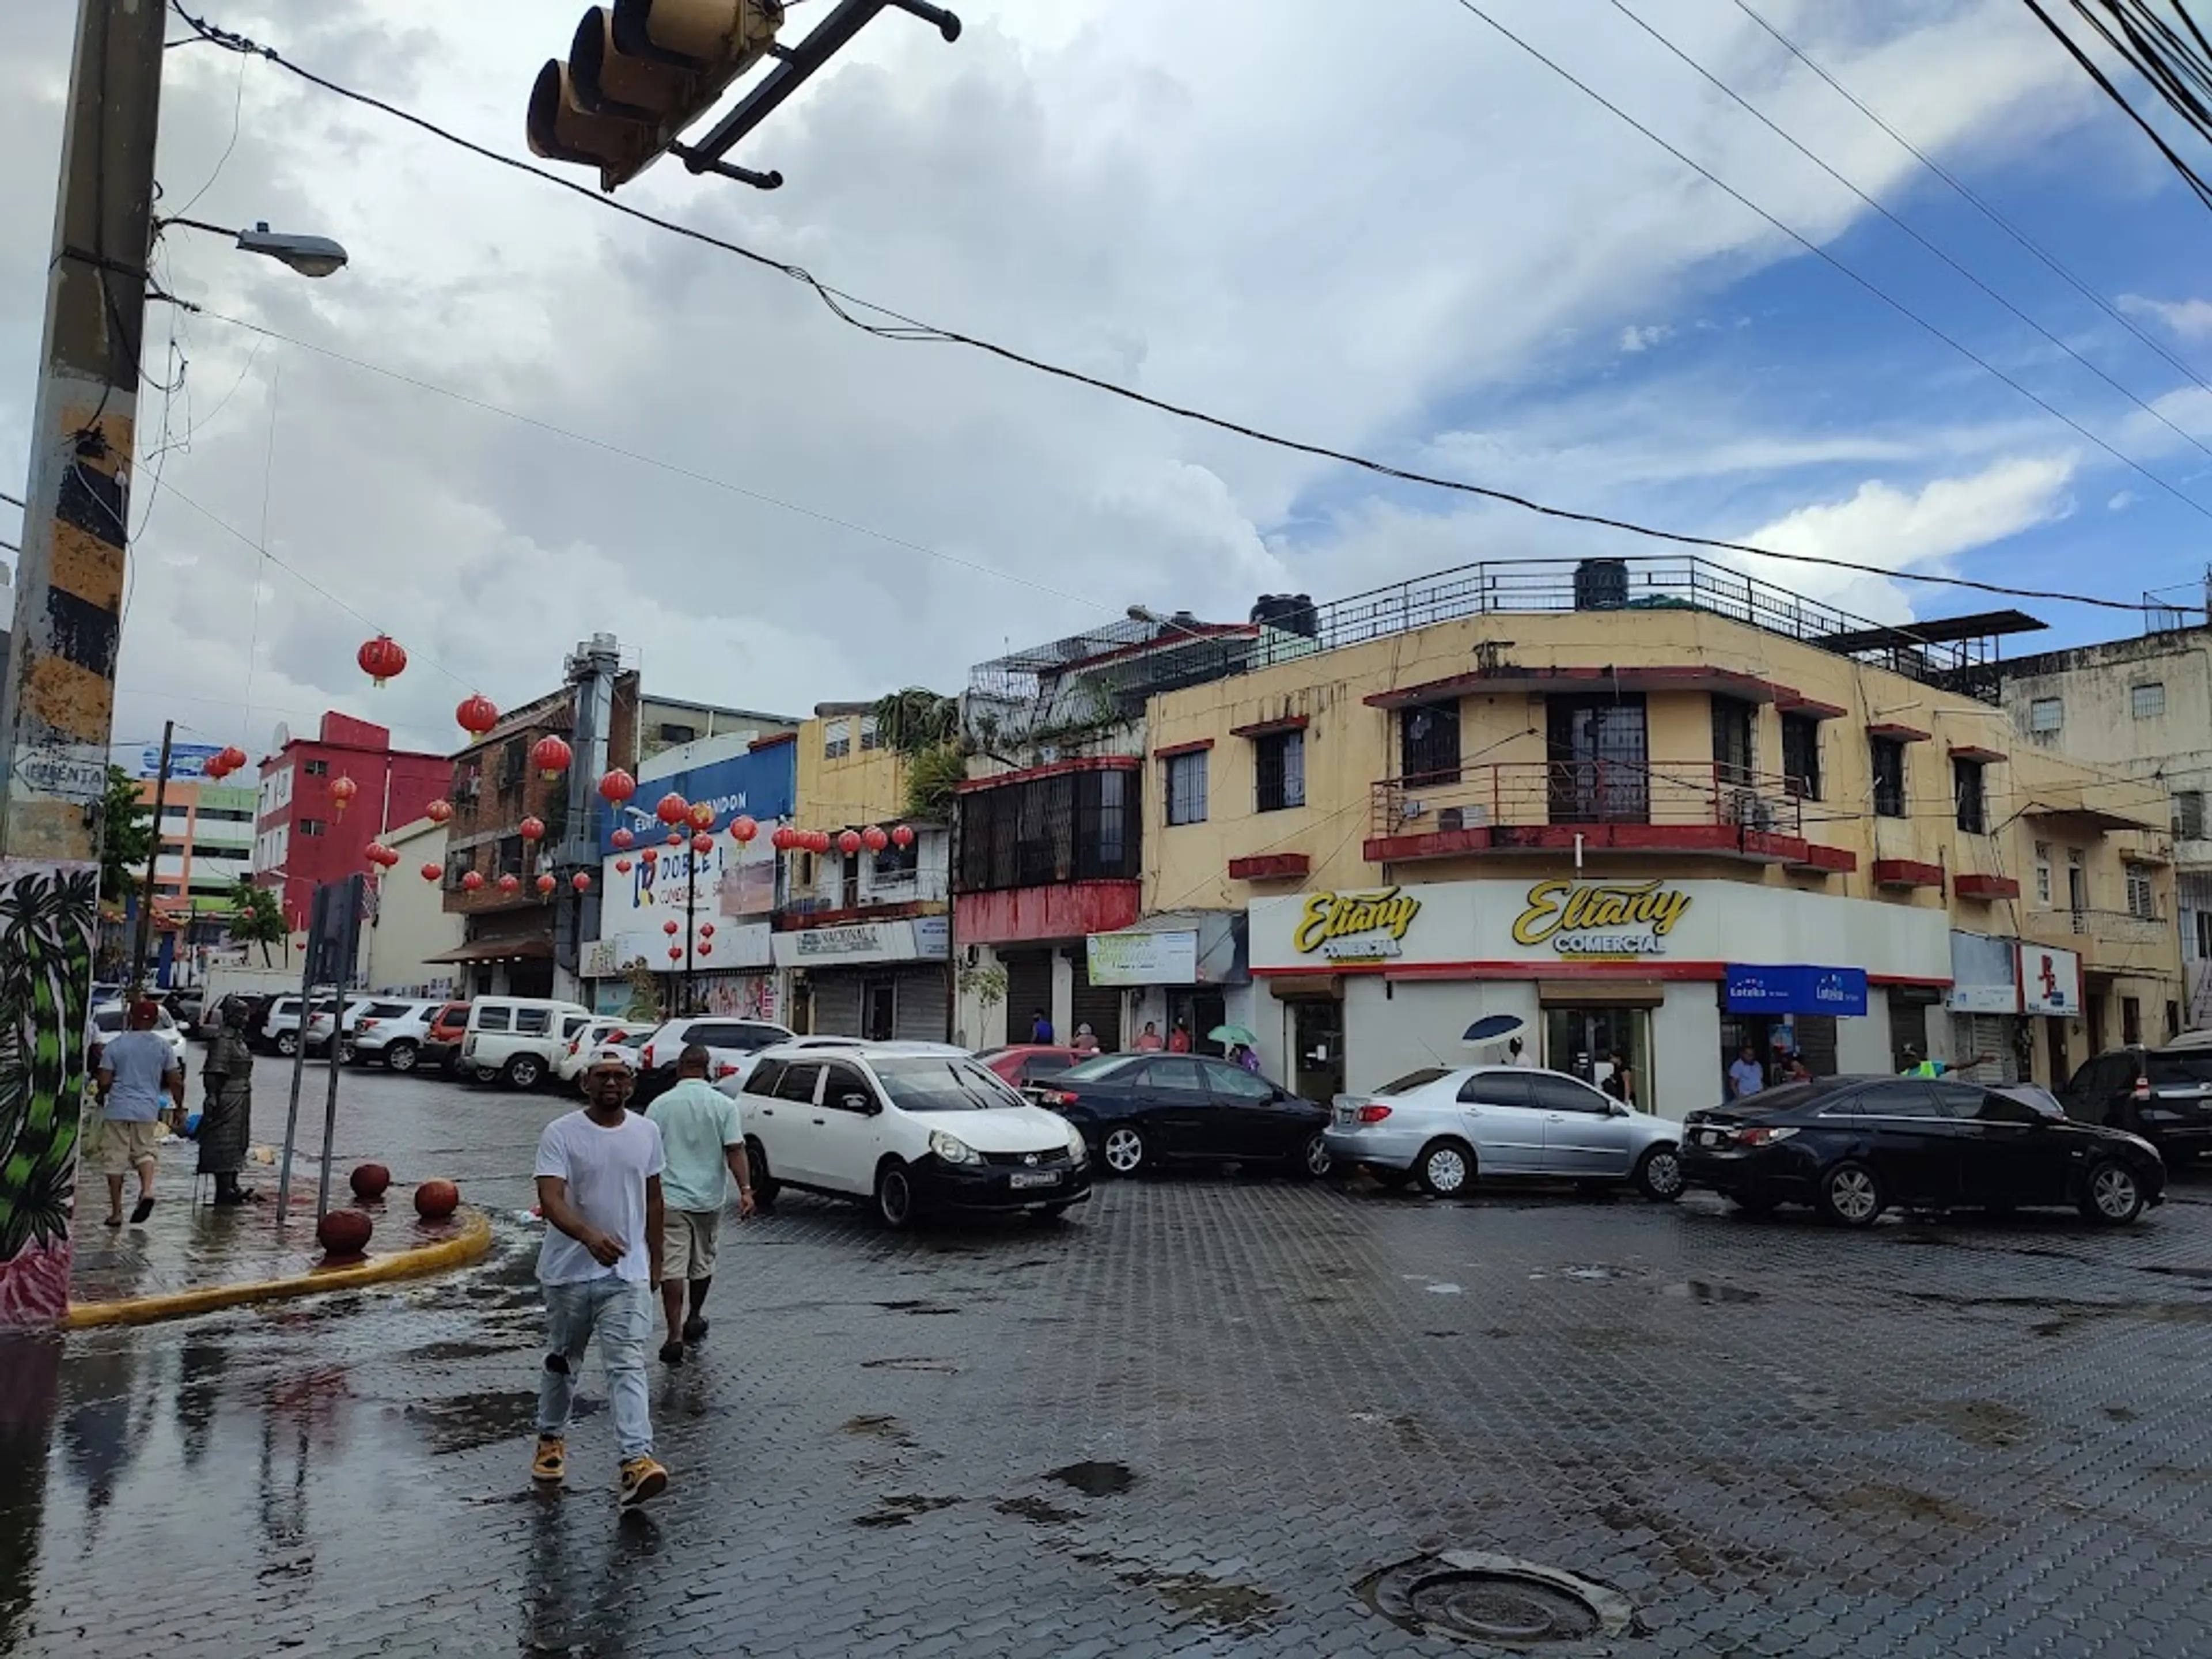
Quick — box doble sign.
[1512,879,1693,959]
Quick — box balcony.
[777,868,950,930]
[1366,761,1834,866]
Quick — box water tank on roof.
[1574,559,1628,611]
[1251,593,1319,637]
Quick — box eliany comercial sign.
[1291,889,1423,963]
[1510,880,1692,959]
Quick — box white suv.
[347,998,445,1072]
[555,1016,647,1084]
[738,1041,1092,1229]
[260,995,308,1057]
[461,997,594,1089]
[632,1016,796,1104]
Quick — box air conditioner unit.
[1402,800,1427,819]
[1730,791,1775,832]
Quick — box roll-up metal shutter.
[1002,950,1052,1036]
[1951,1012,2021,1083]
[1793,1014,1839,1077]
[811,972,864,1038]
[893,967,949,1043]
[1069,956,1123,1052]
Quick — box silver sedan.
[1324,1063,1685,1200]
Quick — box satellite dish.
[271,722,291,751]
[1461,1013,1526,1047]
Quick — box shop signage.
[1292,889,1422,962]
[1946,930,2018,1014]
[772,917,949,968]
[1512,880,1692,959]
[2020,944,2081,1014]
[1723,964,1868,1017]
[1088,929,1199,986]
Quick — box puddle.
[873,1300,960,1316]
[852,1494,959,1528]
[1921,1399,2032,1449]
[404,1389,539,1455]
[1661,1280,1761,1305]
[1426,1283,1463,1296]
[2106,1406,2142,1422]
[840,1414,913,1445]
[1822,1482,1982,1528]
[997,1494,1080,1524]
[861,1357,959,1374]
[1122,1569,1281,1630]
[1048,1460,1136,1497]
[1563,1267,1616,1282]
[406,1339,512,1363]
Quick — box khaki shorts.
[660,1208,721,1282]
[100,1119,161,1176]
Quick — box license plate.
[1009,1171,1060,1190]
[1335,1107,1356,1126]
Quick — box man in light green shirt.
[643,1045,754,1365]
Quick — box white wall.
[1338,976,1540,1093]
[1836,1002,1894,1074]
[366,824,464,991]
[1650,986,1724,1118]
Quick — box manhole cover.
[1358,1552,1634,1649]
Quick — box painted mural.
[0,861,99,1327]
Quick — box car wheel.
[1101,1126,1146,1177]
[1416,1138,1475,1199]
[1293,1131,1332,1181]
[745,1137,780,1211]
[505,1054,546,1090]
[1818,1160,1884,1228]
[336,1040,357,1066]
[275,1031,299,1058]
[874,1160,915,1230]
[1634,1144,1684,1203]
[2081,1158,2145,1225]
[384,1041,419,1074]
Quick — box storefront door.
[1166,987,1226,1057]
[1290,1000,1344,1104]
[1544,1007,1650,1109]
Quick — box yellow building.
[1028,559,2177,1115]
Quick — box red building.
[250,712,449,927]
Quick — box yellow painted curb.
[61,1206,494,1331]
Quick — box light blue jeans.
[537,1277,654,1462]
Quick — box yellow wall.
[794,714,910,828]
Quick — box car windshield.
[1056,1055,1141,1082]
[2147,1054,2212,1086]
[872,1058,1027,1113]
[92,1009,122,1033]
[1374,1068,1451,1096]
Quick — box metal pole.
[685,851,698,1014]
[125,718,172,995]
[273,910,316,1223]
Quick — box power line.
[167,1,2199,620]
[2016,0,2212,207]
[1446,0,2212,527]
[1603,0,2212,473]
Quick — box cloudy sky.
[6,0,2212,765]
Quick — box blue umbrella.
[1461,1014,1525,1045]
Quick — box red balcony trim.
[1229,852,1310,880]
[1954,873,2021,900]
[1790,843,1858,874]
[1154,738,1216,760]
[1229,714,1310,739]
[772,898,947,931]
[1775,695,1848,720]
[955,756,1141,793]
[1365,665,1794,710]
[1948,744,2007,764]
[1865,722,1932,743]
[1365,822,1810,863]
[1872,858,1944,889]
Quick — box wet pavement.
[6,1061,2212,1655]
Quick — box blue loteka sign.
[1723,964,1869,1017]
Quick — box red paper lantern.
[688,800,715,831]
[217,744,248,774]
[838,829,863,856]
[666,830,684,847]
[571,871,592,894]
[730,815,757,844]
[599,768,637,804]
[461,870,485,892]
[531,734,573,780]
[699,923,716,940]
[862,824,889,853]
[364,843,392,869]
[202,756,230,781]
[421,862,441,882]
[655,793,690,826]
[317,1209,373,1258]
[518,816,546,842]
[349,1162,391,1201]
[697,942,712,958]
[664,919,680,935]
[497,873,521,896]
[615,857,632,874]
[358,634,408,688]
[690,832,713,855]
[414,1179,460,1221]
[424,799,454,825]
[328,775,358,817]
[456,694,499,737]
[892,824,915,849]
[668,946,683,961]
[771,826,793,852]
[641,847,658,865]
[611,827,635,850]
[536,873,557,897]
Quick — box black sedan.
[1036,1054,1333,1178]
[1681,1075,2165,1226]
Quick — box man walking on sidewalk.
[531,1052,671,1508]
[645,1044,756,1366]
[94,1001,184,1227]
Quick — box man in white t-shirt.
[531,1051,669,1507]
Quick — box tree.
[99,765,154,904]
[227,877,288,967]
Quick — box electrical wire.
[2017,0,2212,209]
[165,0,2200,620]
[169,43,247,220]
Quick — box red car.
[978,1046,1086,1094]
[422,1001,472,1075]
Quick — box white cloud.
[2108,490,2138,511]
[2119,294,2212,340]
[1619,324,1673,353]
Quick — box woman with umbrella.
[1211,1023,1263,1074]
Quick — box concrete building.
[141,774,259,986]
[249,711,448,930]
[953,559,2177,1115]
[363,816,464,995]
[1988,625,2212,1027]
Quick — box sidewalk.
[66,1134,491,1327]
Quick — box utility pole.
[125,717,173,995]
[0,0,167,857]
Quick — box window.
[2029,696,2063,733]
[1855,1080,1941,1118]
[2179,791,2208,840]
[1165,751,1209,825]
[823,719,851,760]
[955,768,1141,892]
[743,1059,786,1097]
[658,722,696,745]
[498,835,524,876]
[1459,1073,1533,1107]
[1138,1057,1210,1092]
[475,1006,512,1033]
[1548,695,1650,823]
[2068,850,2088,916]
[1781,713,1821,801]
[820,1062,876,1111]
[2132,682,2166,720]
[2196,910,2212,960]
[873,840,919,883]
[1870,737,1906,819]
[772,1062,823,1104]
[2127,863,2156,920]
[1203,1062,1276,1101]
[1527,1073,1612,1114]
[1097,769,1127,870]
[304,758,328,777]
[1377,1068,1451,1095]
[1400,700,1461,785]
[298,819,327,838]
[1255,730,1305,813]
[1953,757,1987,835]
[1711,696,1755,788]
[863,978,896,1041]
[2035,842,2052,905]
[515,1008,551,1035]
[2123,997,2143,1047]
[859,714,882,752]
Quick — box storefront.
[774,917,950,1042]
[1247,877,1950,1116]
[1947,930,2025,1084]
[1083,911,1249,1059]
[2021,940,2084,1085]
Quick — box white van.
[461,997,594,1089]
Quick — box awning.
[1539,980,1666,1008]
[423,938,554,965]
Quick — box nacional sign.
[1292,889,1422,963]
[1512,880,1692,959]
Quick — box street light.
[159,215,350,278]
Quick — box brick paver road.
[5,1059,2212,1656]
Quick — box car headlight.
[929,1129,979,1165]
[1065,1125,1088,1163]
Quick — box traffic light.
[528,0,786,192]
